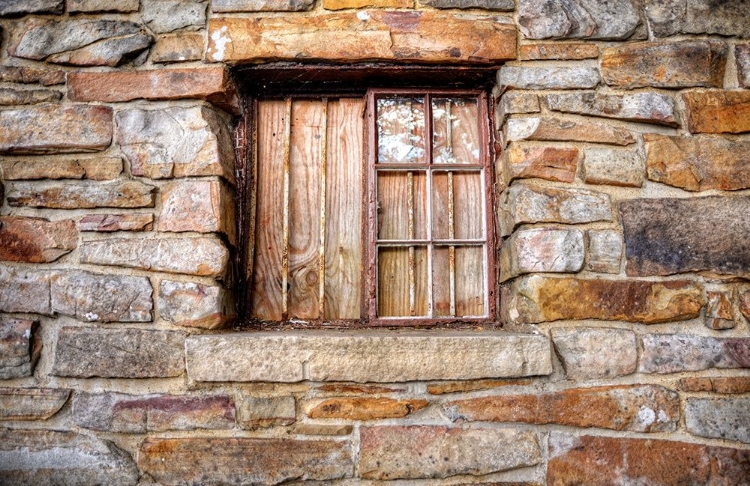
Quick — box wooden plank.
[318,100,328,318]
[324,98,364,319]
[455,246,485,316]
[378,246,428,317]
[432,246,451,317]
[453,171,483,239]
[250,100,287,320]
[377,171,427,240]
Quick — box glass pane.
[377,171,427,240]
[432,171,483,240]
[432,98,480,165]
[377,97,426,164]
[456,246,485,317]
[378,246,428,317]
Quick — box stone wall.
[1,0,749,484]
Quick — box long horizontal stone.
[519,43,599,60]
[644,0,750,38]
[0,105,112,154]
[506,117,635,146]
[544,92,677,126]
[0,318,39,379]
[551,327,636,380]
[683,89,750,134]
[0,87,61,105]
[139,437,353,484]
[499,66,600,90]
[639,334,750,374]
[0,216,76,263]
[0,0,63,16]
[518,0,643,40]
[306,397,428,420]
[679,376,750,394]
[207,12,516,64]
[686,397,750,444]
[79,213,154,232]
[503,144,578,183]
[186,331,553,383]
[0,156,122,180]
[0,66,65,85]
[67,0,140,12]
[6,180,155,209]
[0,388,70,421]
[212,0,315,11]
[142,0,206,34]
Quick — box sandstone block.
[159,179,236,242]
[447,384,678,432]
[644,0,750,38]
[186,332,553,383]
[705,290,735,330]
[359,426,541,480]
[0,429,139,485]
[0,265,51,315]
[0,318,39,379]
[519,43,599,60]
[207,12,516,63]
[505,117,635,146]
[620,196,750,277]
[585,229,622,273]
[518,0,642,40]
[0,66,65,85]
[0,156,122,181]
[498,92,540,120]
[683,90,750,134]
[139,437,353,483]
[545,91,676,126]
[0,216,76,263]
[742,290,750,323]
[737,44,750,88]
[80,235,229,277]
[498,182,612,235]
[79,213,154,232]
[0,0,63,15]
[583,146,644,187]
[499,227,584,282]
[67,0,140,12]
[53,327,185,378]
[116,105,235,182]
[292,423,353,435]
[686,397,750,444]
[325,0,412,8]
[0,105,112,154]
[498,66,600,90]
[0,388,69,421]
[503,145,578,184]
[74,392,235,432]
[506,276,703,324]
[0,87,61,105]
[427,378,531,395]
[679,376,750,394]
[51,271,152,322]
[142,0,207,34]
[640,334,750,374]
[9,18,151,66]
[213,0,315,11]
[547,433,750,485]
[237,395,296,428]
[159,279,235,329]
[551,327,636,380]
[306,397,428,420]
[68,66,238,115]
[601,41,726,89]
[151,32,204,63]
[6,180,155,209]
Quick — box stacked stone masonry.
[0,0,749,484]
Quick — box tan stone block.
[427,378,532,395]
[237,395,296,428]
[291,423,353,435]
[212,0,315,11]
[585,229,622,274]
[0,156,122,181]
[683,89,750,134]
[0,66,65,86]
[0,87,61,105]
[0,216,76,263]
[504,144,578,183]
[679,376,750,395]
[79,213,153,232]
[519,43,599,60]
[639,334,750,374]
[0,388,70,421]
[505,117,635,146]
[151,32,204,63]
[67,0,139,12]
[315,383,406,395]
[705,290,735,330]
[544,91,676,126]
[159,279,235,329]
[306,397,428,420]
[551,327,636,380]
[6,180,155,209]
[583,146,644,187]
[159,179,236,243]
[324,0,412,9]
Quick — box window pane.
[377,97,426,164]
[432,98,480,165]
[456,246,485,317]
[377,246,429,317]
[432,171,483,240]
[377,171,428,240]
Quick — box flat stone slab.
[0,387,70,421]
[186,331,553,383]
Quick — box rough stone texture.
[0,388,70,421]
[6,180,155,209]
[0,156,122,181]
[586,229,622,273]
[620,196,750,278]
[139,437,353,484]
[0,318,39,379]
[67,0,140,12]
[0,87,61,105]
[705,291,735,330]
[306,397,428,420]
[639,335,750,374]
[159,279,235,329]
[79,214,154,232]
[679,376,750,394]
[519,43,599,60]
[73,392,235,433]
[0,216,76,263]
[499,228,584,281]
[292,423,353,435]
[116,105,235,183]
[419,0,512,9]
[359,426,541,480]
[551,327,637,380]
[9,18,151,66]
[159,179,236,242]
[0,265,51,315]
[498,182,612,235]
[186,332,553,383]
[498,66,600,90]
[583,146,644,187]
[645,134,750,191]
[742,290,750,324]
[498,92,540,119]
[518,0,642,40]
[505,117,635,146]
[545,92,677,126]
[506,276,703,325]
[0,66,65,85]
[151,32,204,63]
[325,0,412,8]
[50,271,152,322]
[503,145,578,183]
[213,0,315,10]
[644,0,750,38]
[207,13,516,63]
[237,395,296,428]
[80,236,229,277]
[686,397,750,444]
[547,433,750,485]
[53,327,185,378]
[683,90,750,134]
[0,105,112,154]
[427,378,532,395]
[68,67,238,115]
[601,41,726,89]
[0,0,63,15]
[0,429,139,485]
[738,44,750,88]
[142,0,207,34]
[447,384,679,432]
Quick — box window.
[237,68,496,327]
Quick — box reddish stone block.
[79,214,153,232]
[679,376,750,394]
[159,179,236,243]
[0,216,76,263]
[683,89,750,134]
[306,397,428,420]
[503,144,578,183]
